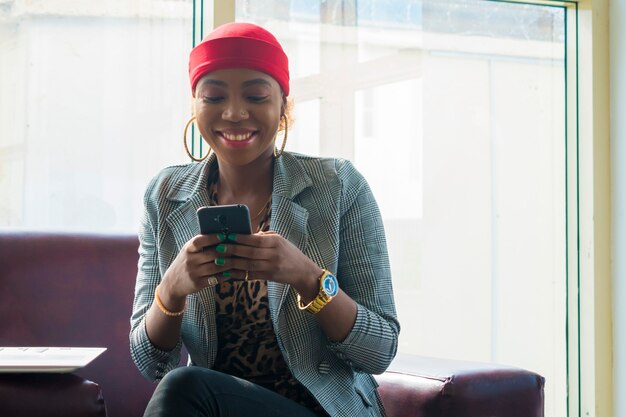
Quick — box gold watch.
[297,270,339,314]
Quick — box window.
[237,1,568,415]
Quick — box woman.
[130,22,399,417]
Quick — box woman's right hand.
[158,234,228,302]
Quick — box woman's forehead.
[196,68,279,89]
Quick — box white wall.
[610,1,625,416]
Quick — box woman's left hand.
[215,231,321,292]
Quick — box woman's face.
[193,68,284,167]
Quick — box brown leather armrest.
[375,354,544,417]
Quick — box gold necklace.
[251,195,272,219]
[210,180,271,220]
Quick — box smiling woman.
[130,21,399,417]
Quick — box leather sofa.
[0,232,544,417]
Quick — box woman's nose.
[222,101,249,121]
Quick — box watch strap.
[297,270,336,314]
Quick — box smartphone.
[197,204,253,235]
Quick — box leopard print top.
[208,173,328,416]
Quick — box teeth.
[222,132,253,141]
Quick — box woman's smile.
[216,129,260,148]
[219,130,257,141]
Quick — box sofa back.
[0,232,154,417]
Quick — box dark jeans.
[144,366,322,417]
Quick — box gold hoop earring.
[274,115,288,158]
[183,116,211,162]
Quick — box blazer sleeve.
[129,175,183,382]
[326,159,400,375]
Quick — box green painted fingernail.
[227,233,237,242]
[215,257,225,266]
[217,232,226,241]
[222,271,231,277]
[216,244,227,253]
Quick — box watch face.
[322,273,339,297]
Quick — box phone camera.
[214,214,228,226]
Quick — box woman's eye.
[248,95,268,102]
[202,96,223,103]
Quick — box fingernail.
[217,232,227,241]
[222,271,231,277]
[214,257,225,266]
[216,244,227,253]
[227,233,237,242]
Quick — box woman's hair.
[279,97,294,131]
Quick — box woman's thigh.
[144,366,321,417]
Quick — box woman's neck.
[215,155,274,203]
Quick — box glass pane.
[237,0,321,78]
[355,80,423,220]
[238,2,567,415]
[0,0,196,232]
[289,99,321,156]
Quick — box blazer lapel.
[166,190,211,251]
[268,153,312,320]
[165,156,215,253]
[164,156,218,365]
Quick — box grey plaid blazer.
[130,152,400,417]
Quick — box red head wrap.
[189,22,290,96]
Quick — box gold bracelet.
[154,286,186,317]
